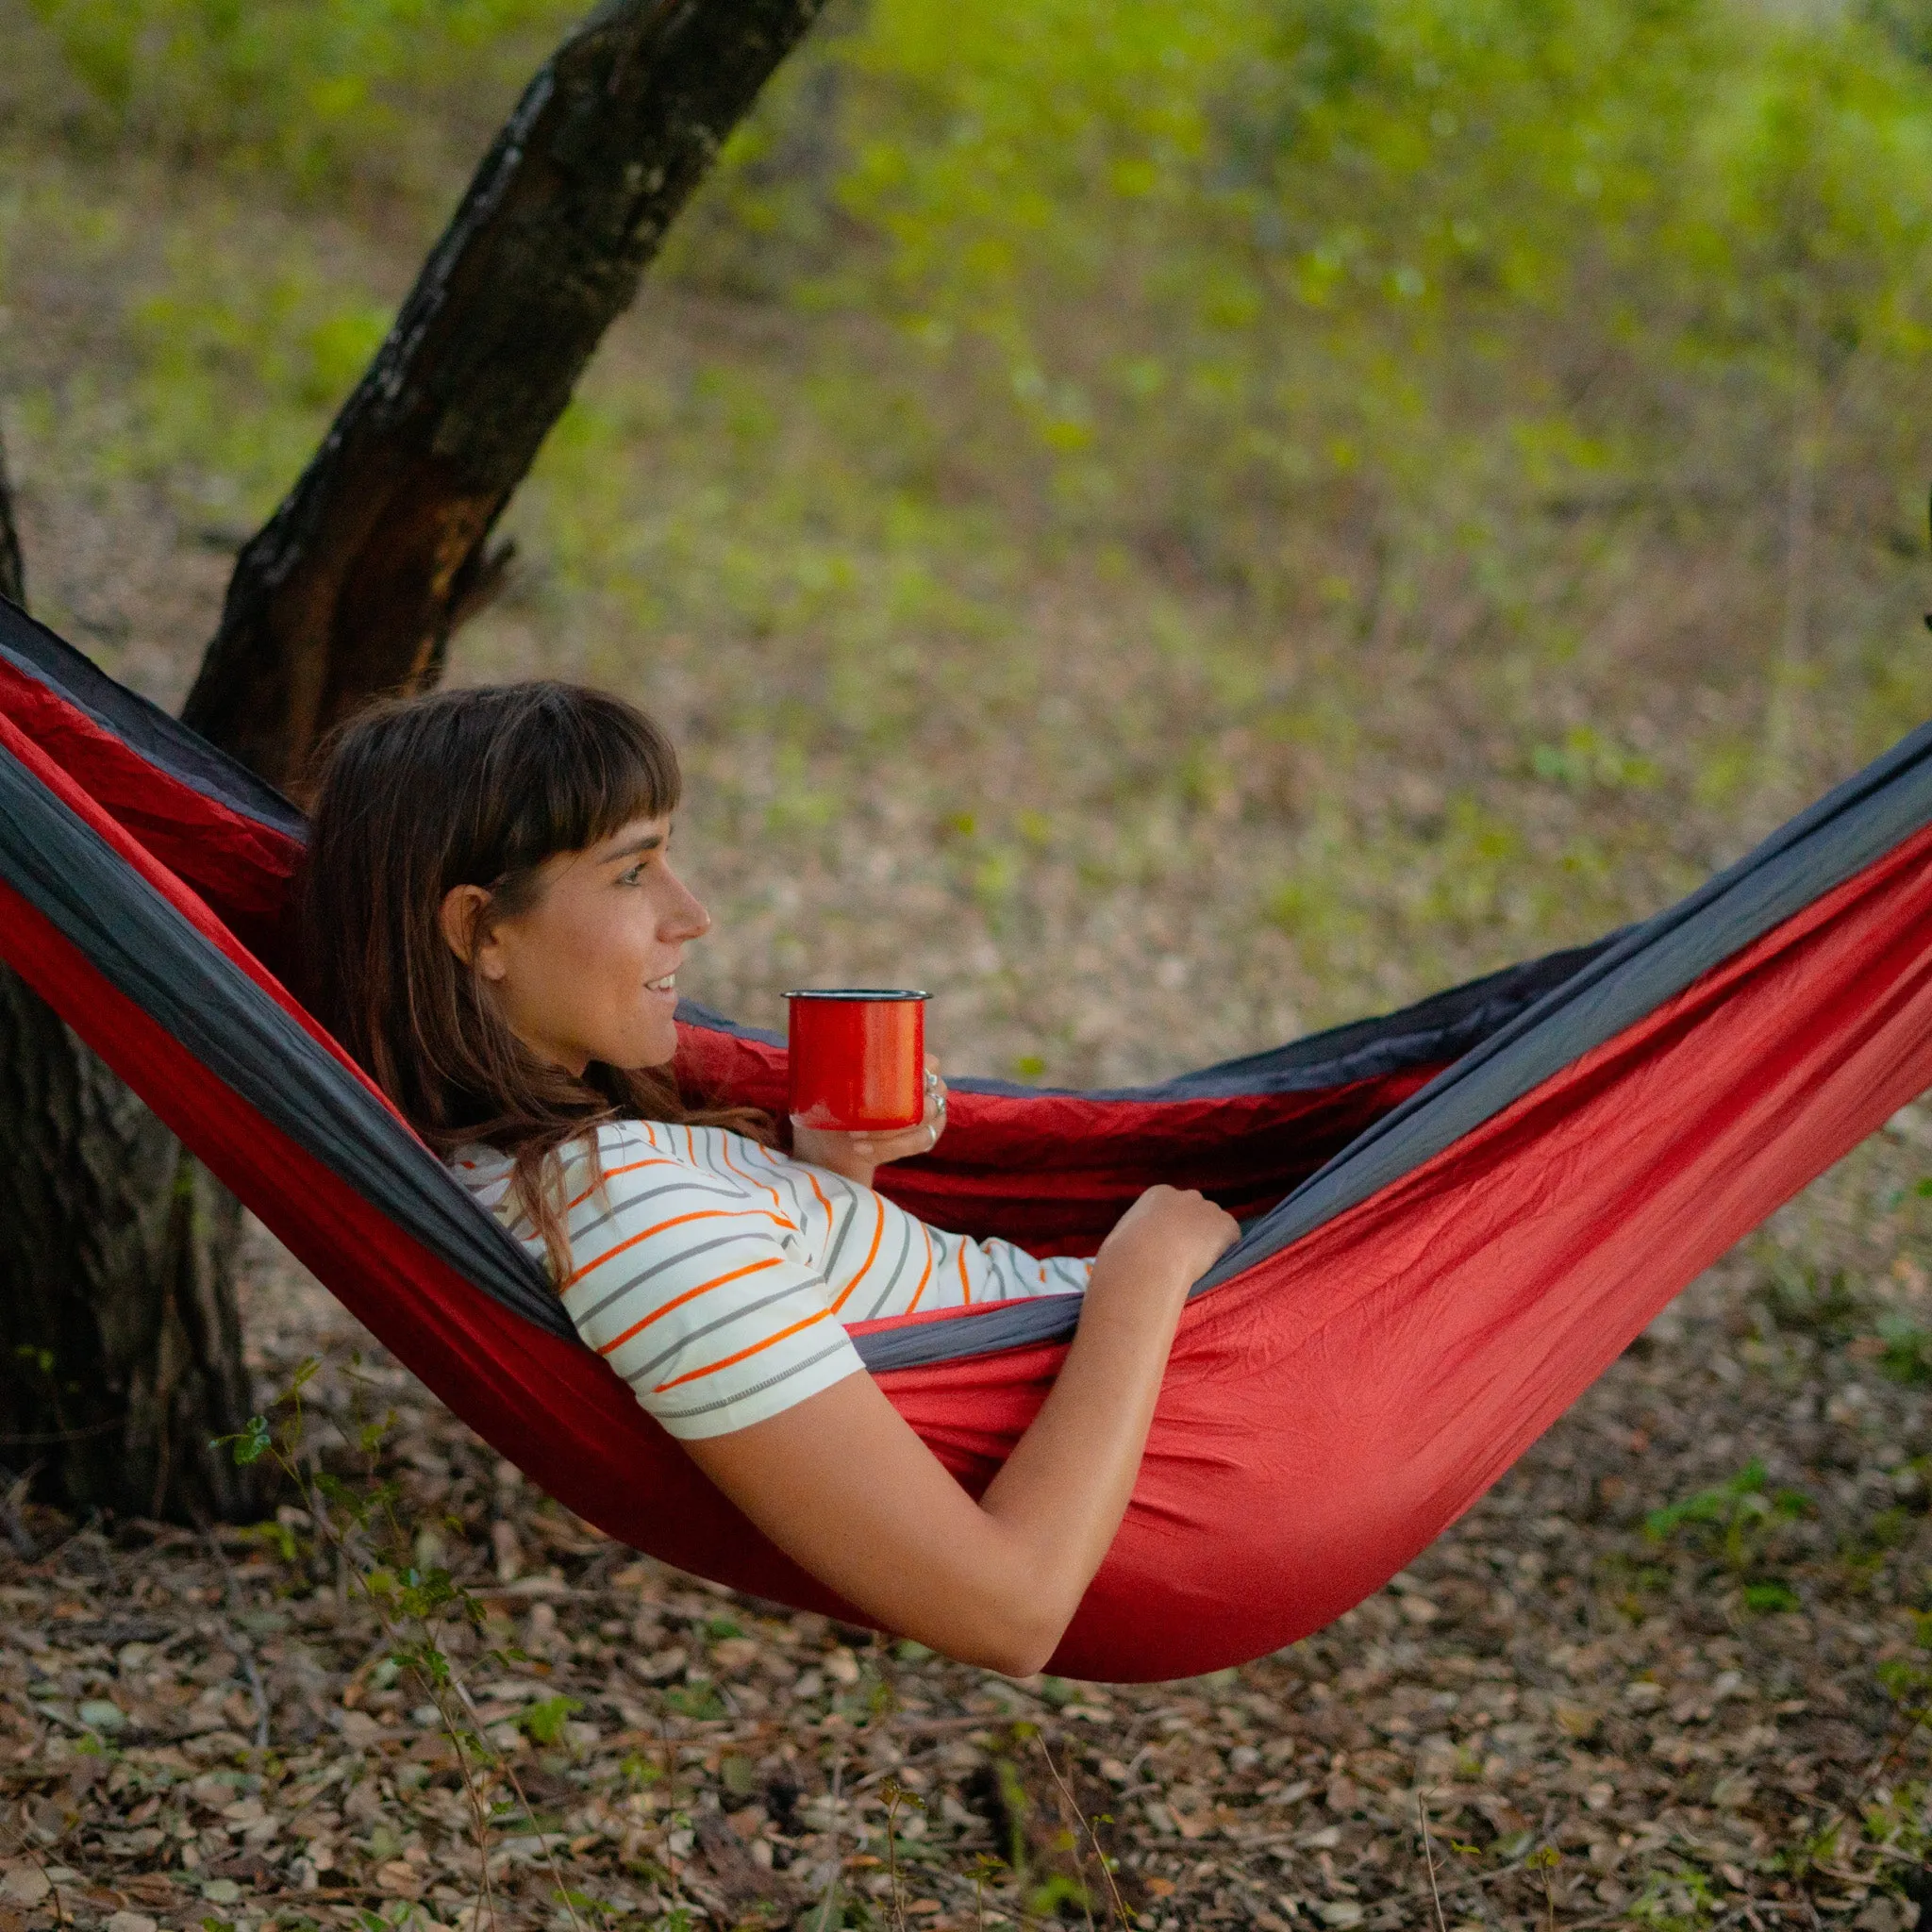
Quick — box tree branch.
[182,0,826,791]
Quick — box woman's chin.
[611,1025,680,1072]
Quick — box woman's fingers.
[1096,1182,1239,1275]
[791,1072,948,1178]
[872,1090,947,1164]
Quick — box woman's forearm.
[970,1251,1192,1661]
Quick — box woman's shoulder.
[537,1118,692,1199]
[600,1115,779,1167]
[447,1118,777,1205]
[443,1122,674,1191]
[446,1141,512,1212]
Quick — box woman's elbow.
[983,1631,1061,1680]
[946,1627,1060,1679]
[941,1584,1077,1679]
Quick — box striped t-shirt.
[450,1119,1090,1440]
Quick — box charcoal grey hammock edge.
[0,593,306,840]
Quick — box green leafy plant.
[1529,724,1659,791]
[1645,1460,1811,1578]
[24,0,581,195]
[1629,1859,1719,1929]
[1755,1256,1865,1341]
[518,1694,584,1748]
[1875,1312,1932,1384]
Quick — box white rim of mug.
[783,989,930,1002]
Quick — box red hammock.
[3,595,1928,1681]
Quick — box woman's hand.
[1089,1184,1240,1300]
[790,1062,947,1188]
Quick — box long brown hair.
[300,681,767,1278]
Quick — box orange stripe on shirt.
[561,1205,789,1289]
[830,1195,889,1313]
[906,1223,937,1313]
[563,1155,678,1214]
[593,1255,783,1355]
[799,1165,834,1224]
[719,1136,787,1214]
[653,1307,831,1392]
[956,1240,972,1304]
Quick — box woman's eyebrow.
[602,827,669,862]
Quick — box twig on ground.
[813,1750,846,1932]
[1036,1731,1130,1928]
[1416,1789,1448,1932]
[197,1522,272,1750]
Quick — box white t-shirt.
[451,1118,1090,1440]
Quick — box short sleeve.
[557,1123,865,1440]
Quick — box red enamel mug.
[785,989,929,1132]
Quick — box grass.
[5,5,1932,1087]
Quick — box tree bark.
[0,435,263,1526]
[0,428,24,608]
[0,972,258,1524]
[183,0,828,794]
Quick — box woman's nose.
[662,868,711,941]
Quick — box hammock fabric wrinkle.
[3,593,1929,1682]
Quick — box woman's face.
[445,813,709,1075]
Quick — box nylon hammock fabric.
[4,592,1931,1681]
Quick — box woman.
[303,681,1236,1674]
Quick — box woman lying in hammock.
[302,682,1234,1674]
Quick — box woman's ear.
[439,884,505,978]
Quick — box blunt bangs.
[475,685,682,888]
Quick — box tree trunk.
[0,429,23,610]
[0,973,258,1524]
[4,0,825,1518]
[183,0,827,794]
[0,437,264,1525]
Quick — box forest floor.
[8,111,1932,1932]
[6,1117,1932,1932]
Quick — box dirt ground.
[5,1107,1932,1932]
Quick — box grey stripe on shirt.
[569,1226,779,1325]
[816,1172,867,1284]
[654,1333,858,1424]
[623,1275,830,1388]
[570,1172,745,1245]
[862,1212,918,1321]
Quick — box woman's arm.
[682,1184,1236,1675]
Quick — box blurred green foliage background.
[2,0,1930,1081]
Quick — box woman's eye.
[619,863,647,886]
